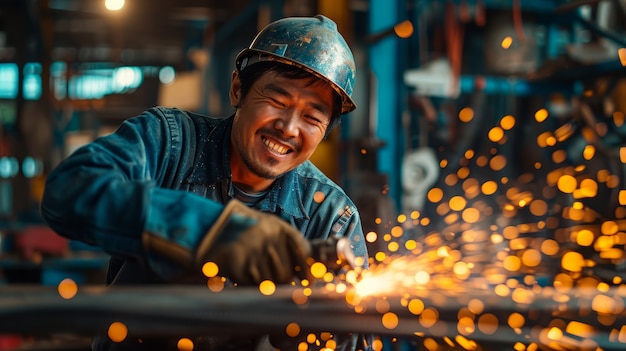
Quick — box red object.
[14,225,69,260]
[0,334,21,350]
[474,76,487,91]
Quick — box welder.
[40,14,370,351]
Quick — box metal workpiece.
[1,284,625,350]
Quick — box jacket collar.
[258,166,308,220]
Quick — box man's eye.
[305,115,324,125]
[271,98,286,108]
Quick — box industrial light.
[0,157,18,178]
[393,20,414,39]
[22,157,43,178]
[367,20,414,44]
[105,0,125,11]
[159,66,176,85]
[112,66,142,93]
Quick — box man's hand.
[142,199,312,284]
[196,199,312,285]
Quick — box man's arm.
[40,108,311,283]
[40,109,224,271]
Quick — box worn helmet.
[236,15,356,114]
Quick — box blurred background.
[0,0,626,350]
[0,0,625,312]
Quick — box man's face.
[230,70,334,181]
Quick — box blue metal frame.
[369,0,404,210]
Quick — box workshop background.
[0,0,626,350]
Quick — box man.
[41,14,369,350]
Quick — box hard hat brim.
[236,49,357,114]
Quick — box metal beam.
[0,285,624,350]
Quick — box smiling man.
[229,72,334,189]
[41,14,369,351]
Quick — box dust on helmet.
[236,14,357,114]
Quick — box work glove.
[143,199,312,285]
[198,199,313,285]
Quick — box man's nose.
[274,109,300,137]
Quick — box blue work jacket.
[41,106,372,350]
[41,106,368,284]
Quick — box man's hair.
[237,61,343,138]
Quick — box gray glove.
[143,199,312,285]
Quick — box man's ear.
[229,70,242,108]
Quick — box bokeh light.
[107,322,128,343]
[259,280,276,296]
[177,338,194,351]
[57,278,78,299]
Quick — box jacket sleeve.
[40,107,224,262]
[333,205,369,269]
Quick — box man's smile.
[262,136,292,155]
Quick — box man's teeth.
[263,137,289,155]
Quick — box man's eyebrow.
[265,83,330,116]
